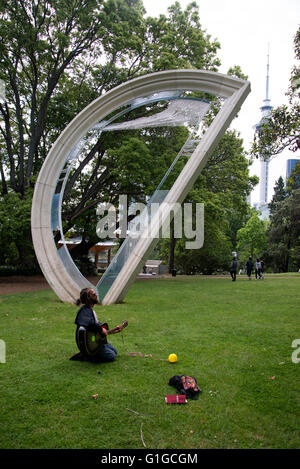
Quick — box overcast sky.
[142,0,300,203]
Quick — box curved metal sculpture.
[31,69,250,304]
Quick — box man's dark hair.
[76,288,98,306]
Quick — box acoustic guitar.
[77,320,128,356]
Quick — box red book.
[165,395,187,404]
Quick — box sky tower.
[255,47,273,205]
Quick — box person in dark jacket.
[72,287,122,363]
[230,257,238,281]
[246,257,254,280]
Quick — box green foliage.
[267,188,300,272]
[252,104,300,159]
[268,176,288,216]
[142,1,221,73]
[0,191,35,266]
[72,255,97,277]
[286,161,300,194]
[173,216,232,275]
[236,210,268,262]
[203,131,258,218]
[0,264,41,276]
[265,166,300,273]
[107,137,153,196]
[227,65,248,81]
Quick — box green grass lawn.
[0,275,300,449]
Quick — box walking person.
[255,258,262,280]
[245,256,254,280]
[230,257,238,281]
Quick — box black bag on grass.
[168,375,201,400]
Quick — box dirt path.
[0,274,170,295]
[0,276,50,295]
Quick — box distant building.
[57,237,117,272]
[286,158,300,181]
[252,48,273,221]
[254,48,272,207]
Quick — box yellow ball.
[168,353,177,363]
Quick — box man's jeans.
[95,343,118,362]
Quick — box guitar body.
[76,321,128,356]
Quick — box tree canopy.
[268,176,288,216]
[265,168,300,272]
[236,210,268,262]
[267,187,300,272]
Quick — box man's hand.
[106,321,128,335]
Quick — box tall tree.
[0,190,33,266]
[268,176,288,216]
[236,210,268,261]
[267,188,300,272]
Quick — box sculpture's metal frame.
[31,70,250,304]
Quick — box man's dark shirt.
[74,305,106,334]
